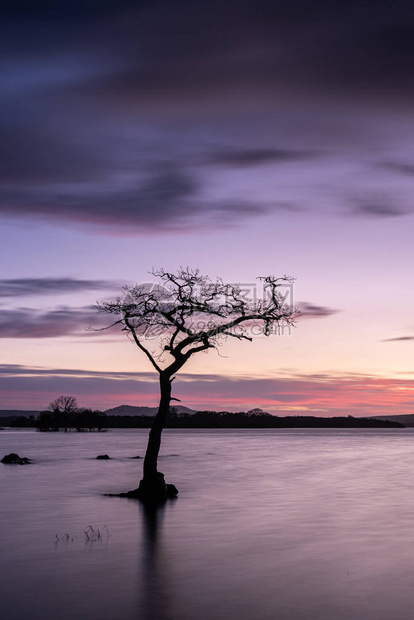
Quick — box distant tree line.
[2,400,404,430]
[165,411,403,429]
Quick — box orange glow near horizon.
[2,371,414,416]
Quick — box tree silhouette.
[96,267,298,502]
[48,395,78,432]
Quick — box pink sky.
[1,1,414,416]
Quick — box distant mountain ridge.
[104,404,196,416]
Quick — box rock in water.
[166,483,179,498]
[96,454,111,460]
[1,453,30,464]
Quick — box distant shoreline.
[0,410,404,430]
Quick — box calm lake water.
[2,427,414,620]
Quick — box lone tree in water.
[96,267,298,503]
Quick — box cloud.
[0,163,274,232]
[0,120,107,185]
[0,295,336,339]
[0,278,119,298]
[351,201,407,218]
[297,303,339,318]
[0,306,115,338]
[2,1,414,234]
[66,2,414,108]
[378,162,414,176]
[0,164,194,225]
[208,149,316,167]
[0,363,152,379]
[3,2,414,119]
[2,364,414,416]
[382,336,414,342]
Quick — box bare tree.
[48,395,78,432]
[96,267,298,502]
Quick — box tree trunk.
[124,373,178,503]
[143,373,171,478]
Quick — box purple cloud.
[0,164,275,232]
[378,162,414,176]
[2,1,414,234]
[352,202,407,218]
[0,307,116,338]
[208,149,317,167]
[0,278,119,298]
[297,303,339,318]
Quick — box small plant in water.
[84,525,110,541]
[54,525,109,546]
[54,533,74,546]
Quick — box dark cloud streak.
[382,336,414,342]
[379,162,414,176]
[0,307,115,338]
[0,278,120,298]
[0,164,274,231]
[351,201,407,218]
[0,297,336,338]
[207,149,317,167]
[297,303,338,318]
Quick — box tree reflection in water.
[139,502,174,620]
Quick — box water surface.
[1,427,414,620]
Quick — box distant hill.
[371,414,414,427]
[0,410,40,418]
[104,404,195,416]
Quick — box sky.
[1,0,414,415]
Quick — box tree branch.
[124,316,162,374]
[96,268,299,377]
